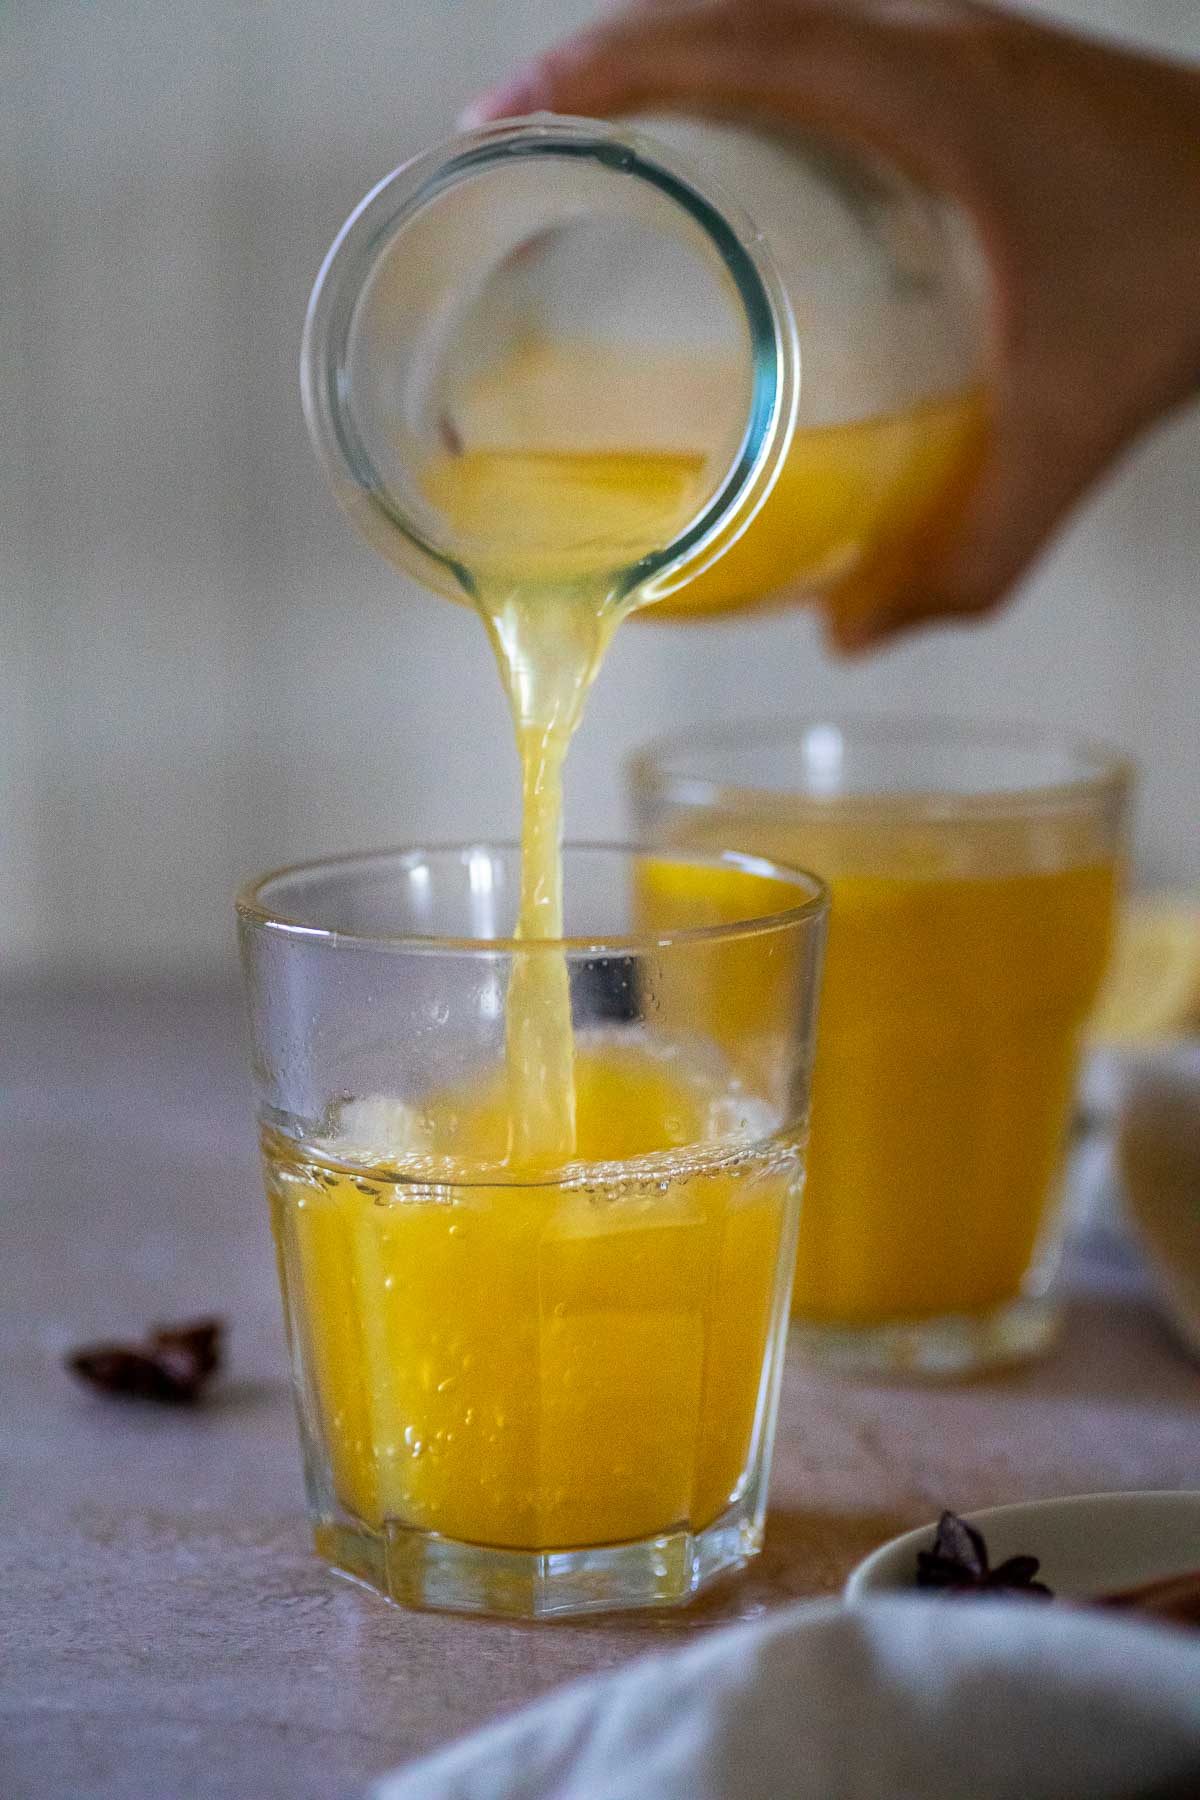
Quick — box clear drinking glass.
[237,843,826,1617]
[300,114,988,629]
[629,722,1131,1376]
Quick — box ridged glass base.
[790,1289,1060,1379]
[313,1499,764,1618]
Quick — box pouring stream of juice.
[423,447,708,1165]
[420,371,985,1169]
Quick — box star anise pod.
[916,1510,1053,1599]
[66,1317,225,1404]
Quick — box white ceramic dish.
[845,1490,1200,1604]
[1119,1050,1200,1360]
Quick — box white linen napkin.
[372,1599,1200,1800]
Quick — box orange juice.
[799,859,1115,1323]
[648,387,987,623]
[638,821,1118,1334]
[426,359,987,627]
[266,1043,800,1558]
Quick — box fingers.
[826,477,1022,654]
[461,5,730,126]
[461,3,1002,208]
[828,587,998,655]
[460,4,892,136]
[457,0,1135,659]
[825,398,1112,653]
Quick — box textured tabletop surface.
[4,979,1199,1800]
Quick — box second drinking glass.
[630,720,1130,1375]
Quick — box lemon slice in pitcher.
[1089,894,1200,1045]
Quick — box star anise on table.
[66,1317,225,1404]
[916,1510,1054,1599]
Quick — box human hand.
[464,2,1200,649]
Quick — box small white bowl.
[845,1490,1200,1603]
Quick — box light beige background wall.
[4,0,1197,975]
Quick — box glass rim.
[299,114,800,606]
[235,840,828,955]
[628,715,1134,822]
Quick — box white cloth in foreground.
[373,1598,1200,1800]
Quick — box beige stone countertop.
[3,979,1199,1800]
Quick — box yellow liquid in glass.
[433,340,987,623]
[267,1046,797,1549]
[638,836,1117,1326]
[800,869,1114,1323]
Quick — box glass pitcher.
[301,113,989,628]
